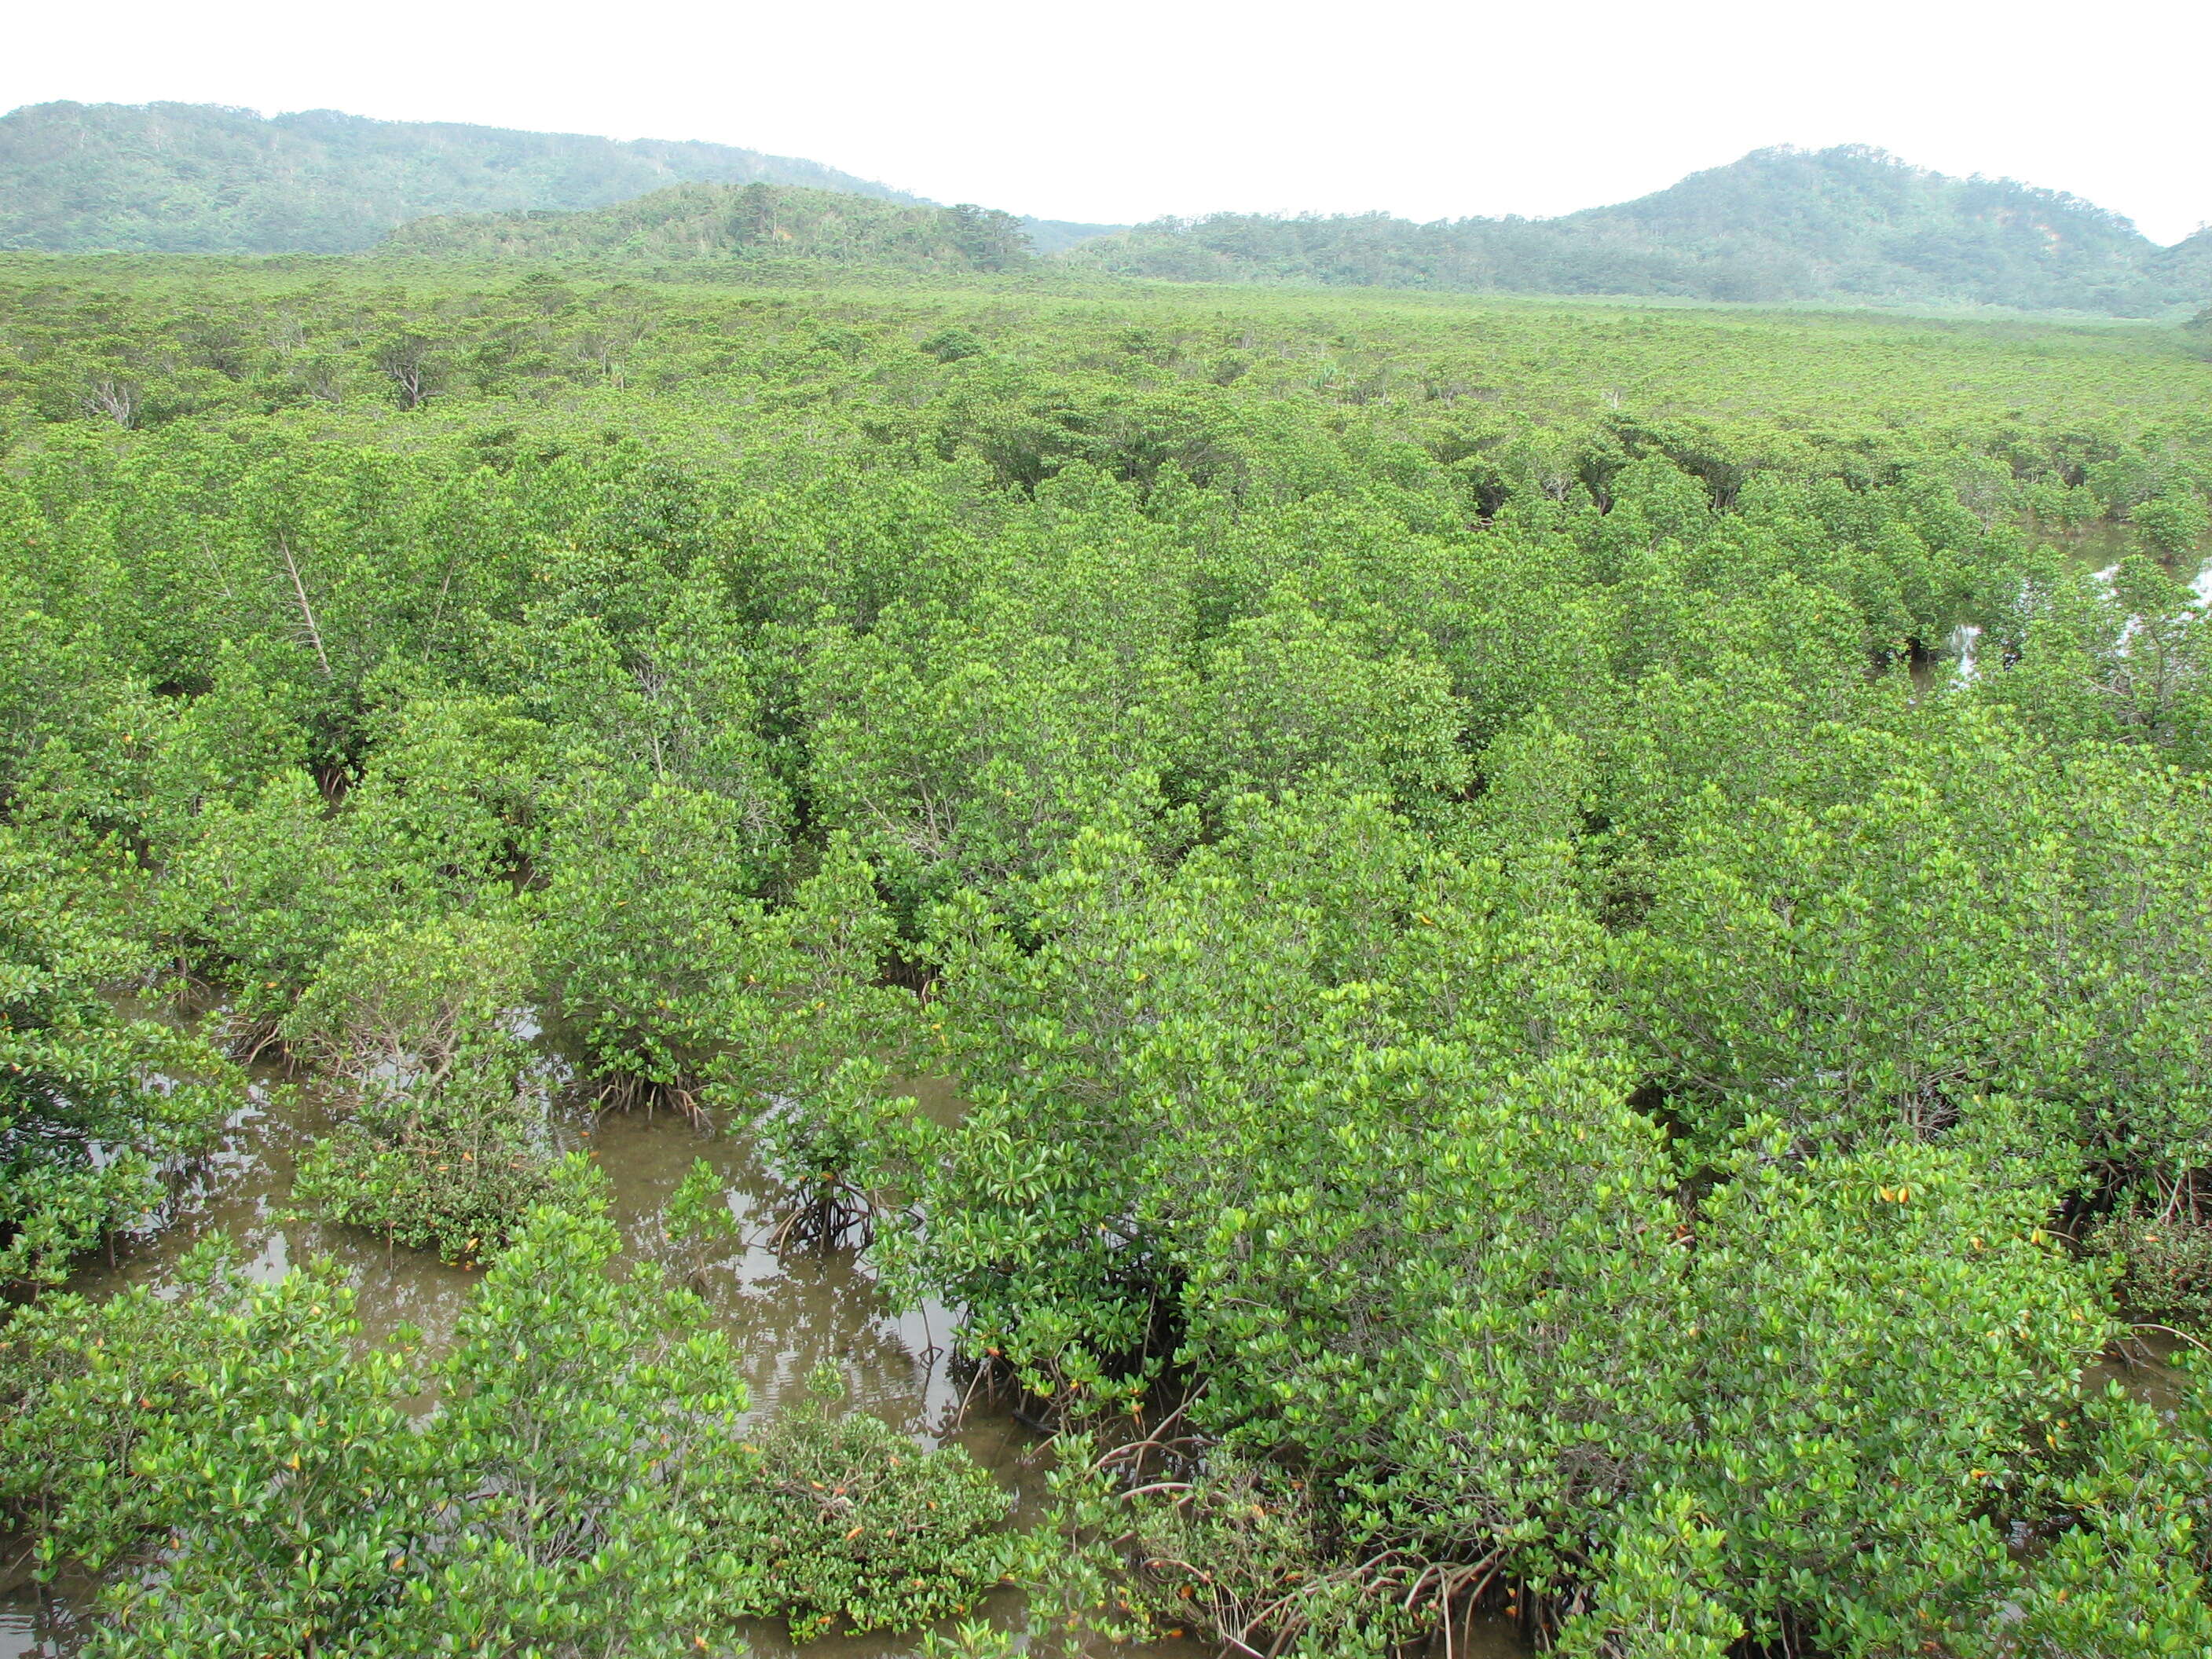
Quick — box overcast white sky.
[9,0,2210,243]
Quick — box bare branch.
[277,534,333,679]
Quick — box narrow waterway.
[0,1021,1025,1657]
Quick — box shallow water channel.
[0,1026,1018,1657]
[0,1016,1528,1658]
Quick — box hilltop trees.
[0,101,932,255]
[383,184,1038,273]
[1070,145,2197,313]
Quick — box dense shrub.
[5,261,2212,1653]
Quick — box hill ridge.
[0,100,1120,257]
[1068,145,2203,315]
[4,108,2203,314]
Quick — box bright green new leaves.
[1679,1139,2106,1650]
[532,778,782,1108]
[1176,591,1470,818]
[1192,1046,1691,1585]
[894,780,2188,1652]
[1616,721,2073,1154]
[898,795,1683,1616]
[1995,1379,2212,1659]
[0,1245,431,1652]
[803,605,1184,914]
[0,1243,372,1579]
[1553,1492,1744,1659]
[1617,712,2212,1207]
[508,580,790,848]
[407,1167,762,1656]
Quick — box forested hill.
[1071,145,2207,315]
[2158,225,2212,295]
[0,101,1120,256]
[384,183,1037,271]
[7,108,2201,314]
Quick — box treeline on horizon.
[4,261,2212,1654]
[1075,146,2212,314]
[5,101,2210,315]
[381,182,1038,273]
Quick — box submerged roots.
[593,1072,712,1132]
[767,1180,875,1254]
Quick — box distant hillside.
[1019,217,1128,256]
[3,111,2195,313]
[1068,146,2205,316]
[2155,225,2212,295]
[0,101,1120,257]
[386,182,1035,272]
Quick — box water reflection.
[0,1035,1052,1658]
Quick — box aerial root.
[592,1073,713,1133]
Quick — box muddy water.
[2088,1331,2196,1415]
[1910,531,2212,699]
[0,1047,1033,1659]
[0,1006,1532,1659]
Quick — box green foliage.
[921,325,988,362]
[390,183,1035,274]
[0,100,936,255]
[0,1164,1019,1654]
[5,255,2212,1654]
[0,1241,433,1646]
[1177,591,1470,814]
[743,1368,1016,1635]
[1675,1136,2103,1651]
[531,780,774,1108]
[1553,1492,1743,1659]
[1114,1448,1411,1658]
[2131,489,2211,557]
[2009,1379,2212,1657]
[286,910,557,1261]
[0,825,231,1286]
[386,1166,763,1657]
[0,1240,356,1577]
[2083,1198,2212,1333]
[661,1155,741,1249]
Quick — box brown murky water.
[0,1041,1017,1657]
[0,1021,1528,1659]
[0,1013,1539,1659]
[2087,1329,2196,1415]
